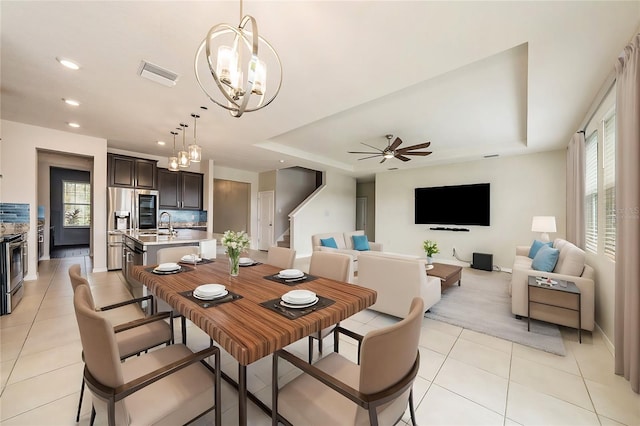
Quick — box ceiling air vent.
[138,60,179,87]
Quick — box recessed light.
[279,160,285,163]
[157,141,166,146]
[67,122,80,128]
[56,57,80,70]
[63,98,80,106]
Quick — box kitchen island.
[122,229,217,298]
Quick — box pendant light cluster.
[166,110,203,171]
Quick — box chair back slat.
[267,246,296,269]
[309,251,352,283]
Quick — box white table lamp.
[531,216,556,242]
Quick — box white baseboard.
[595,322,615,356]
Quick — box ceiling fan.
[348,134,432,163]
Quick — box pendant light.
[168,131,179,171]
[178,123,190,168]
[194,0,282,117]
[188,113,202,162]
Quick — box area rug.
[425,267,566,356]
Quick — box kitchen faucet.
[159,211,175,235]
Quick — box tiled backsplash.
[159,210,207,227]
[1,203,30,235]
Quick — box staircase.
[277,233,290,248]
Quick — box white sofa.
[311,231,383,272]
[511,238,595,331]
[356,251,441,318]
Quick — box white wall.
[290,171,357,257]
[375,150,567,269]
[1,120,108,275]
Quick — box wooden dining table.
[133,259,377,425]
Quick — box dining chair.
[267,246,296,269]
[272,297,424,426]
[73,284,221,426]
[68,264,174,424]
[307,251,353,363]
[156,245,200,344]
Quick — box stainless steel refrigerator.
[107,187,159,270]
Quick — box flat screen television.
[414,183,490,226]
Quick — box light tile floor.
[1,252,639,425]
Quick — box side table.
[527,275,581,343]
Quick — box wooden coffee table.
[428,263,462,289]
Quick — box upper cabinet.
[158,168,203,210]
[108,154,157,189]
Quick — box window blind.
[585,131,598,253]
[603,114,616,259]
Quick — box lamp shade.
[531,216,556,242]
[531,216,557,232]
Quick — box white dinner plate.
[239,257,254,265]
[280,297,319,309]
[195,284,226,297]
[156,262,180,272]
[425,264,434,271]
[282,290,316,304]
[193,290,228,300]
[181,254,202,263]
[278,269,304,279]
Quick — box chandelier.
[194,0,282,117]
[188,113,202,162]
[168,131,179,171]
[178,123,190,168]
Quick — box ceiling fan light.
[383,152,394,159]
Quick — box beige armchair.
[68,265,173,424]
[74,284,221,426]
[271,297,423,426]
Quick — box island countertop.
[122,229,216,246]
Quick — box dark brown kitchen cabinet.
[158,168,203,210]
[108,154,157,189]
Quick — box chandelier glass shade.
[188,113,202,162]
[178,123,190,168]
[168,131,179,171]
[194,2,282,117]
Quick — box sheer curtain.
[566,132,586,248]
[614,33,640,394]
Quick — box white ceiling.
[2,1,639,179]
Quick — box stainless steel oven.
[1,234,25,315]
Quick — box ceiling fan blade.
[360,142,383,152]
[397,142,430,151]
[357,154,383,160]
[389,137,403,151]
[394,154,411,162]
[348,151,380,154]
[402,151,432,156]
[380,157,387,164]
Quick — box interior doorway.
[257,191,275,250]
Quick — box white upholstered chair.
[272,297,424,426]
[73,284,221,426]
[267,246,296,269]
[307,251,353,362]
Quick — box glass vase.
[229,253,240,277]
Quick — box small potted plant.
[423,240,439,264]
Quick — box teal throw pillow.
[320,237,338,249]
[528,240,553,259]
[352,235,370,251]
[531,245,559,272]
